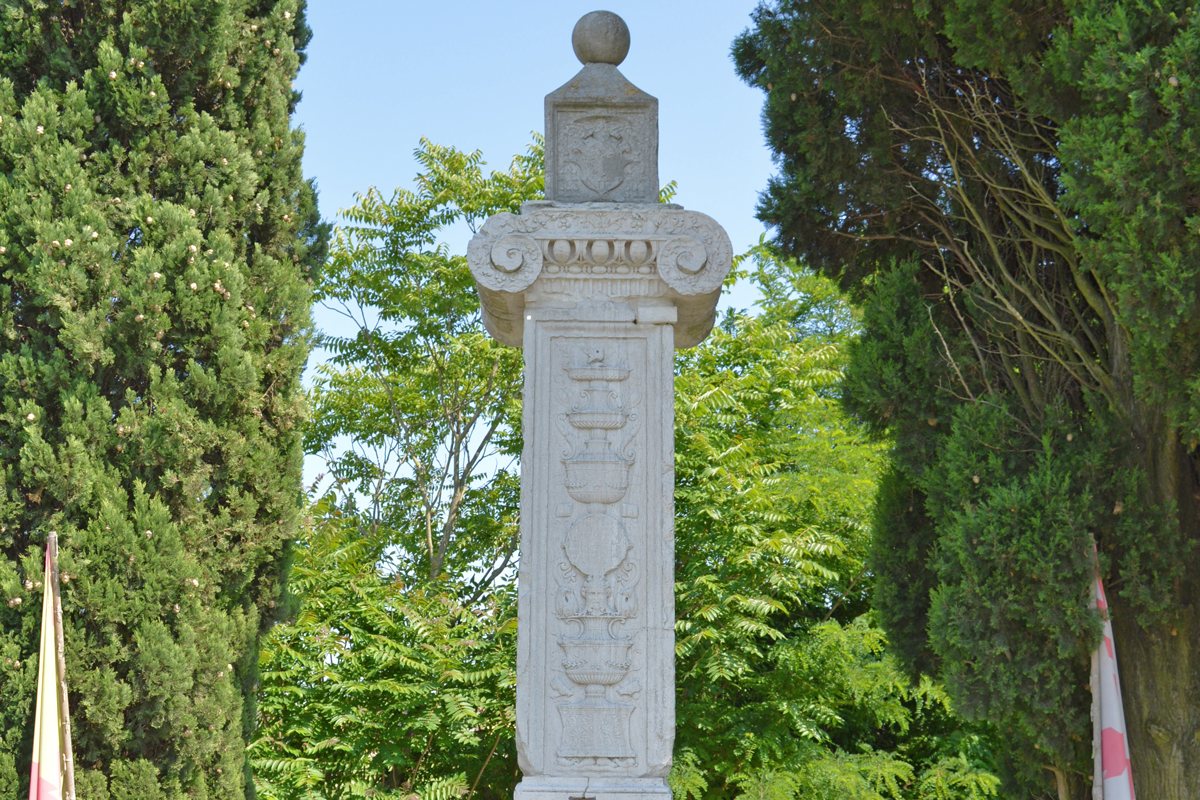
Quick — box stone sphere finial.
[572,11,630,66]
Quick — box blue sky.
[293,1,775,281]
[293,1,777,487]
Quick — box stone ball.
[572,11,630,66]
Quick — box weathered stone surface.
[466,13,731,800]
[512,318,676,798]
[467,201,733,349]
[572,11,630,66]
[544,68,657,203]
[546,11,652,204]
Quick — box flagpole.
[46,532,76,800]
[1091,648,1103,800]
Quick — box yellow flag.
[29,548,62,800]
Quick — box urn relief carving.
[553,347,642,765]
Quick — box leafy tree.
[671,248,999,800]
[252,138,543,800]
[305,138,541,589]
[0,1,327,796]
[254,145,997,800]
[734,1,1200,796]
[251,504,517,800]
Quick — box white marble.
[571,11,630,66]
[545,14,656,204]
[467,13,731,800]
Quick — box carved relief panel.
[544,62,659,204]
[553,343,641,765]
[517,321,675,781]
[550,109,656,203]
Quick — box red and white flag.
[1093,559,1135,800]
[29,549,63,800]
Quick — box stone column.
[467,13,731,800]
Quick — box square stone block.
[545,64,658,204]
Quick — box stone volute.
[466,12,732,800]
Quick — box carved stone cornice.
[467,201,733,348]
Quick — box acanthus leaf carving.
[551,676,577,699]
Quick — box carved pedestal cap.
[467,201,733,349]
[546,12,657,203]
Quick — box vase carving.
[554,346,641,765]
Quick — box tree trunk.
[1108,596,1199,798]
[1112,412,1200,799]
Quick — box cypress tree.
[0,1,327,797]
[735,1,1200,796]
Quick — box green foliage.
[1040,2,1200,629]
[251,511,515,800]
[671,248,999,800]
[306,137,542,587]
[734,0,1200,795]
[925,405,1098,775]
[252,139,542,799]
[0,1,326,796]
[1049,0,1200,444]
[868,466,938,678]
[914,755,1000,800]
[841,260,957,477]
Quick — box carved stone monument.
[466,12,732,800]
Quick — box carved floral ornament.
[552,345,642,765]
[466,203,733,298]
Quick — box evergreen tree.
[734,1,1200,797]
[0,1,327,797]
